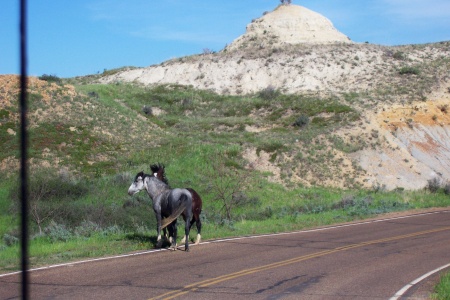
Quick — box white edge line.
[0,210,448,279]
[389,263,450,300]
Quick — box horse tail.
[160,193,190,230]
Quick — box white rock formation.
[225,4,351,51]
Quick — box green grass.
[1,168,449,274]
[432,272,450,300]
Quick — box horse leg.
[180,214,188,244]
[155,214,163,248]
[166,224,173,246]
[170,220,178,251]
[184,218,190,252]
[194,215,202,245]
[163,228,169,244]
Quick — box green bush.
[399,66,420,75]
[426,177,442,193]
[293,115,309,128]
[258,86,280,101]
[444,183,450,195]
[3,233,19,247]
[393,51,406,60]
[75,221,101,237]
[44,221,72,242]
[38,74,62,84]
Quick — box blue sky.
[2,0,450,78]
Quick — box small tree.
[9,168,88,235]
[202,48,214,55]
[204,150,250,221]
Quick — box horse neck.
[144,176,169,199]
[157,169,169,186]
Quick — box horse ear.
[135,171,144,181]
[150,164,158,173]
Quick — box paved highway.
[1,209,450,299]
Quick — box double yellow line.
[150,226,450,299]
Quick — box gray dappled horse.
[150,164,202,245]
[128,171,193,251]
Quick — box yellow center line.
[149,226,450,300]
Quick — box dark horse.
[150,164,202,244]
[128,171,193,251]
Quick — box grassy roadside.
[1,171,449,274]
[432,272,450,299]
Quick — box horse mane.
[150,163,169,186]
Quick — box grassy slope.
[0,77,449,275]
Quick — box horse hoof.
[171,243,178,251]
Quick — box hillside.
[1,4,450,190]
[96,4,450,190]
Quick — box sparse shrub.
[333,195,355,209]
[75,221,100,237]
[426,177,442,193]
[114,172,133,185]
[399,66,420,75]
[293,115,309,128]
[181,98,193,107]
[9,168,89,235]
[44,221,72,242]
[256,141,285,154]
[101,225,122,236]
[242,205,273,221]
[444,182,450,195]
[202,48,214,55]
[203,151,250,221]
[3,233,19,247]
[393,51,406,60]
[87,91,99,99]
[372,182,387,193]
[438,104,448,114]
[0,109,10,120]
[39,74,62,84]
[346,196,373,216]
[142,105,152,115]
[258,86,280,101]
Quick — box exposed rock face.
[225,4,351,51]
[359,98,450,190]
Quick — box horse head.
[150,163,169,185]
[128,171,146,196]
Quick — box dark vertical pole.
[20,0,29,299]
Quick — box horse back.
[170,188,193,211]
[186,188,202,215]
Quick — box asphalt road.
[1,209,450,299]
